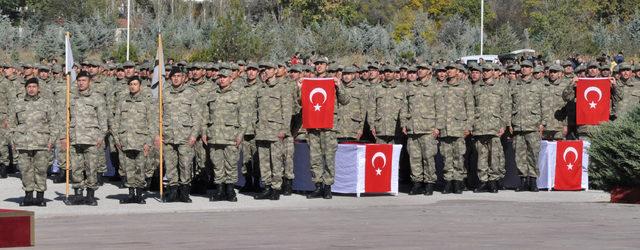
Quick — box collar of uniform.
[343,81,356,88]
[170,83,187,93]
[192,78,205,85]
[78,88,93,97]
[218,85,233,93]
[382,80,397,88]
[547,79,560,85]
[127,91,142,101]
[265,77,278,87]
[519,76,532,84]
[24,94,39,101]
[621,77,635,86]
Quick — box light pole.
[127,0,131,61]
[480,0,484,55]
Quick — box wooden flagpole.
[158,33,164,200]
[65,32,71,199]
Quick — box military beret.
[342,66,357,74]
[445,63,456,69]
[193,62,205,69]
[548,64,563,72]
[276,62,287,68]
[25,77,39,86]
[561,60,573,67]
[314,57,329,64]
[204,63,215,70]
[633,65,640,72]
[520,60,533,67]
[381,65,394,72]
[618,63,632,71]
[481,63,494,71]
[169,66,187,76]
[587,61,599,68]
[77,71,92,79]
[229,63,239,70]
[165,65,173,71]
[259,62,275,69]
[245,63,259,70]
[303,65,313,72]
[508,64,521,72]
[533,66,544,73]
[176,61,188,67]
[104,63,115,70]
[123,61,135,68]
[289,65,302,73]
[399,65,408,70]
[368,64,380,70]
[22,63,34,69]
[127,77,142,85]
[468,63,482,72]
[116,64,124,70]
[90,60,102,67]
[218,69,232,77]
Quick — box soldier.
[113,77,156,204]
[157,67,201,203]
[65,72,108,206]
[562,60,575,79]
[273,62,297,195]
[254,62,292,200]
[402,65,439,195]
[472,63,510,193]
[238,63,261,193]
[542,64,569,140]
[304,58,349,199]
[0,64,22,178]
[372,66,406,144]
[612,63,640,118]
[204,70,243,202]
[9,78,56,206]
[190,62,215,190]
[509,60,544,192]
[336,66,365,142]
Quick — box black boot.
[135,188,146,204]
[180,185,192,203]
[162,186,176,203]
[226,184,237,202]
[306,183,324,199]
[323,185,332,199]
[282,178,293,196]
[270,188,280,200]
[97,173,104,186]
[120,176,128,189]
[0,164,7,178]
[528,177,539,192]
[442,181,452,194]
[65,188,84,205]
[239,174,253,193]
[453,180,463,194]
[409,182,423,195]
[19,191,33,206]
[424,182,434,196]
[54,172,66,183]
[120,188,136,204]
[473,182,488,193]
[34,191,46,207]
[254,186,273,200]
[85,188,97,206]
[210,184,226,201]
[515,177,528,192]
[489,181,499,193]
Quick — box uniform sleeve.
[281,85,293,134]
[45,100,57,146]
[147,98,158,145]
[536,81,544,126]
[400,91,410,129]
[336,83,351,105]
[112,100,122,146]
[96,95,109,138]
[235,94,244,140]
[464,85,475,132]
[501,84,511,127]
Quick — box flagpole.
[126,0,131,61]
[65,32,71,199]
[157,33,164,200]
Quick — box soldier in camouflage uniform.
[274,62,297,195]
[0,64,21,178]
[190,62,214,175]
[510,60,544,192]
[372,66,406,144]
[113,77,156,204]
[9,78,56,206]
[542,64,569,140]
[402,66,439,195]
[159,67,201,203]
[336,67,365,142]
[612,63,640,118]
[435,64,475,194]
[254,62,292,200]
[65,72,108,206]
[472,63,510,193]
[238,63,261,193]
[204,70,243,202]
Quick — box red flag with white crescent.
[576,78,610,125]
[364,144,393,193]
[301,78,335,129]
[555,140,583,191]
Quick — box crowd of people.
[1,54,639,207]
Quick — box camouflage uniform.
[275,76,297,182]
[191,77,216,173]
[542,74,569,140]
[511,76,544,178]
[336,79,365,140]
[612,65,640,118]
[238,77,261,188]
[372,79,406,144]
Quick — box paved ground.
[1,176,639,249]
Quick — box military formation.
[1,56,639,206]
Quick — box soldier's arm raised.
[335,79,350,105]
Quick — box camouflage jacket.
[373,80,407,137]
[336,80,364,138]
[9,94,57,150]
[255,77,293,141]
[112,91,157,151]
[203,86,243,145]
[510,76,544,132]
[239,78,261,137]
[473,79,511,136]
[162,83,201,144]
[435,79,475,138]
[613,77,640,118]
[402,79,438,135]
[69,88,108,145]
[542,78,569,132]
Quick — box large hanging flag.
[64,34,76,82]
[576,78,611,125]
[301,78,336,129]
[554,140,583,191]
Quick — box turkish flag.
[364,144,393,193]
[555,140,583,191]
[301,78,335,129]
[576,78,610,125]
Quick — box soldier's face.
[218,76,232,88]
[521,66,532,76]
[290,72,301,80]
[446,68,458,78]
[636,71,640,78]
[400,69,407,79]
[124,67,136,78]
[264,68,276,79]
[38,71,49,80]
[3,68,14,76]
[436,71,447,81]
[369,70,379,79]
[77,76,91,91]
[549,71,562,81]
[621,70,633,80]
[587,68,599,77]
[116,70,125,78]
[493,70,500,78]
[246,68,258,80]
[171,73,186,86]
[564,66,573,74]
[193,69,205,79]
[407,72,418,81]
[508,72,517,80]
[601,70,611,77]
[90,66,100,75]
[342,73,354,83]
[24,68,34,76]
[470,70,481,81]
[315,63,327,75]
[384,71,394,81]
[25,83,39,97]
[361,71,369,79]
[482,70,492,79]
[276,67,287,77]
[128,80,141,94]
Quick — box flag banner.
[151,34,165,86]
[576,78,610,125]
[301,78,336,129]
[554,140,584,191]
[364,144,394,193]
[64,34,76,82]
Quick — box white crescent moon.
[371,152,387,169]
[309,87,327,105]
[563,147,578,163]
[583,86,602,102]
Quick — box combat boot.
[135,188,146,204]
[0,164,7,178]
[162,186,176,203]
[306,183,324,199]
[210,184,226,201]
[424,182,434,196]
[473,182,488,193]
[270,188,280,200]
[528,177,539,192]
[85,188,97,206]
[34,191,46,207]
[323,185,332,199]
[120,188,136,204]
[65,188,85,205]
[282,178,293,196]
[409,182,423,195]
[53,172,66,183]
[180,185,192,203]
[442,181,452,194]
[239,174,253,193]
[515,177,528,192]
[453,180,463,194]
[226,184,237,202]
[489,181,499,193]
[19,191,33,206]
[254,186,273,200]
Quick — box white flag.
[151,34,165,86]
[64,34,76,82]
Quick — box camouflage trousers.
[475,135,505,182]
[439,136,466,181]
[146,148,159,178]
[195,139,207,171]
[241,135,258,175]
[256,140,285,190]
[283,137,295,180]
[407,134,438,183]
[513,131,540,178]
[0,135,10,166]
[209,144,239,184]
[17,150,49,192]
[71,144,101,190]
[121,150,147,188]
[308,130,337,186]
[163,143,194,186]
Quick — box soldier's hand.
[508,126,513,135]
[115,144,123,151]
[47,143,53,152]
[356,130,363,140]
[571,77,578,86]
[143,144,150,156]
[334,77,341,87]
[432,129,440,138]
[201,135,208,145]
[563,126,568,137]
[188,136,197,146]
[277,131,286,141]
[497,127,505,137]
[538,124,545,136]
[96,139,104,148]
[609,77,616,86]
[154,135,161,148]
[463,130,471,137]
[296,79,303,88]
[371,128,377,137]
[402,127,407,135]
[235,136,243,148]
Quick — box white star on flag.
[589,101,597,109]
[375,168,382,175]
[314,103,322,111]
[567,163,573,170]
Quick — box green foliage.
[485,22,521,54]
[588,106,640,191]
[111,43,138,63]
